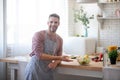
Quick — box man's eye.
[50,21,53,23]
[50,21,58,24]
[55,22,58,24]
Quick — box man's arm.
[40,53,62,60]
[40,53,70,61]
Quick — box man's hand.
[61,56,73,62]
[48,62,57,69]
[48,60,60,69]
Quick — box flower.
[107,45,118,59]
[107,45,117,52]
[74,6,94,28]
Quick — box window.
[6,0,68,56]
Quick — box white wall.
[74,3,99,38]
[0,0,6,80]
[67,0,76,36]
[68,0,99,38]
[0,0,4,57]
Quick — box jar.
[117,47,120,61]
[107,0,113,2]
[103,48,109,67]
[115,9,120,17]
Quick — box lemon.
[84,54,89,59]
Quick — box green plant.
[108,50,118,59]
[74,6,94,28]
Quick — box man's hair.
[49,13,60,20]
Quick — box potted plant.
[107,45,118,64]
[74,6,94,37]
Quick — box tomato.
[99,53,103,61]
[94,59,99,62]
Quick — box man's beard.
[50,27,57,33]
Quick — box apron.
[25,32,57,80]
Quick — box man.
[25,13,71,80]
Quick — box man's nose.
[51,22,56,25]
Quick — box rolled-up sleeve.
[30,31,45,58]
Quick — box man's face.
[47,17,60,33]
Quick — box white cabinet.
[63,37,96,55]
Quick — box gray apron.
[25,32,57,80]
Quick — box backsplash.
[99,3,120,47]
[99,19,120,47]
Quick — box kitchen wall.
[68,0,120,48]
[67,0,76,36]
[99,4,120,47]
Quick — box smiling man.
[25,13,72,80]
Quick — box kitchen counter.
[0,55,30,80]
[56,59,103,80]
[0,55,30,63]
[0,55,103,80]
[60,59,103,71]
[0,55,103,71]
[1,55,120,80]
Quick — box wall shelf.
[97,1,120,28]
[98,1,120,4]
[76,0,98,3]
[97,17,120,27]
[97,1,120,8]
[97,17,120,20]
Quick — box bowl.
[77,55,90,65]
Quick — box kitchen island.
[55,59,103,80]
[0,55,103,80]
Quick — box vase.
[84,28,88,37]
[110,57,117,64]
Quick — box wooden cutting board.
[60,59,103,71]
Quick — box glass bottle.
[103,48,108,67]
